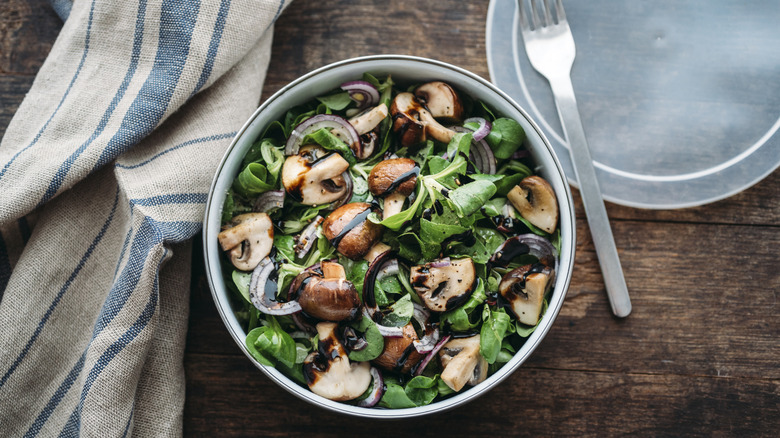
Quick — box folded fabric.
[0,0,289,436]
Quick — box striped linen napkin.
[0,0,289,435]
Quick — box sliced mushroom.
[364,242,392,264]
[217,213,273,271]
[499,263,554,326]
[349,103,389,135]
[414,81,465,124]
[507,176,559,234]
[298,261,360,321]
[371,322,425,374]
[390,92,457,147]
[321,202,383,260]
[410,258,476,312]
[303,322,372,401]
[367,158,419,219]
[345,103,388,159]
[282,145,351,205]
[438,335,489,392]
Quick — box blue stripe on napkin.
[0,0,97,183]
[37,0,149,209]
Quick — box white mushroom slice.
[414,81,465,123]
[507,176,559,234]
[438,335,488,392]
[390,92,457,146]
[348,103,389,135]
[217,213,273,271]
[281,145,351,205]
[410,257,476,312]
[363,242,392,263]
[499,264,554,326]
[303,322,371,401]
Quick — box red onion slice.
[361,308,404,338]
[252,190,285,213]
[429,258,451,268]
[489,234,558,272]
[284,114,361,155]
[328,171,353,210]
[341,80,380,110]
[412,303,440,354]
[464,117,492,142]
[362,250,395,310]
[249,257,303,315]
[294,216,323,259]
[453,126,496,174]
[356,367,384,407]
[414,334,452,376]
[291,311,317,336]
[511,149,530,160]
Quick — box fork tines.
[519,0,566,30]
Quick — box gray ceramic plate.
[487,0,780,209]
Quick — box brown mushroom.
[371,322,425,374]
[410,257,476,312]
[367,158,419,219]
[321,202,383,260]
[303,322,372,401]
[507,175,559,234]
[414,81,465,124]
[498,263,553,326]
[281,145,351,205]
[438,335,488,392]
[297,261,360,321]
[390,92,457,147]
[217,212,273,271]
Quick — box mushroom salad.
[219,74,561,408]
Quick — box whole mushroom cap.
[321,202,383,260]
[368,158,419,198]
[298,277,360,321]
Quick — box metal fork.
[517,0,632,317]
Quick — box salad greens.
[217,73,561,409]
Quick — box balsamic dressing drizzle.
[329,206,373,248]
[383,166,420,195]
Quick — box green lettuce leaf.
[485,117,526,160]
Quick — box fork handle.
[548,75,632,318]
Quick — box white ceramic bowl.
[203,55,576,418]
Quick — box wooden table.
[3,1,778,436]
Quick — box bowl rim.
[203,54,576,418]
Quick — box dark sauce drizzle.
[383,166,420,196]
[329,206,373,248]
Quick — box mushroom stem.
[382,192,407,219]
[363,242,392,264]
[348,103,389,135]
[321,260,347,279]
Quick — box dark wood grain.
[4,0,779,437]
